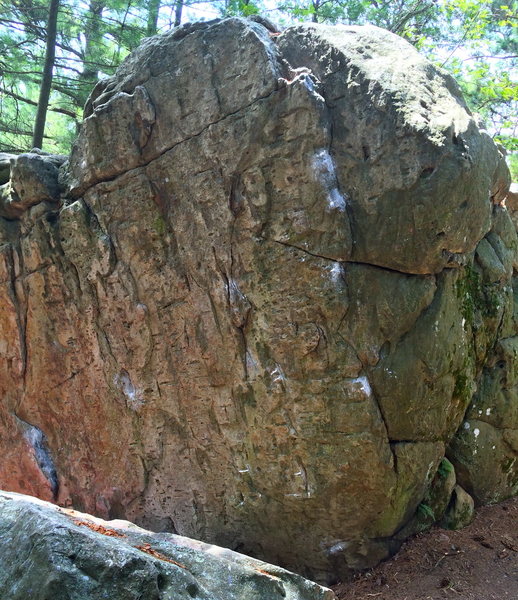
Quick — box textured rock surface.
[0,153,16,184]
[0,491,334,600]
[0,150,66,219]
[0,18,516,583]
[439,484,475,530]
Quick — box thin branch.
[0,87,77,118]
[0,123,51,138]
[440,6,485,67]
[462,54,518,61]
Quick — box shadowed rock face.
[0,18,516,584]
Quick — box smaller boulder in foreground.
[0,491,335,600]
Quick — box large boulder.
[0,18,516,583]
[0,491,334,600]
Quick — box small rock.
[440,485,475,530]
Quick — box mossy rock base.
[440,485,475,530]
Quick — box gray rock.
[0,491,335,600]
[248,15,281,34]
[0,151,66,218]
[0,152,15,184]
[440,485,475,530]
[396,458,457,537]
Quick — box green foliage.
[417,502,436,520]
[0,0,515,160]
[506,153,518,180]
[438,458,454,479]
[222,0,261,16]
[422,1,517,157]
[277,0,441,39]
[0,0,162,152]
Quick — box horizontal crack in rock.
[72,84,283,198]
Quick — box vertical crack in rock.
[226,188,253,381]
[5,242,28,387]
[15,415,59,499]
[131,86,156,152]
[228,277,252,380]
[201,35,223,114]
[310,148,348,213]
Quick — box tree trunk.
[311,0,321,23]
[32,0,59,149]
[174,0,184,27]
[77,0,105,109]
[147,0,161,35]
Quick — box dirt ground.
[333,497,517,600]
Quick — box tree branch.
[0,123,51,138]
[0,87,77,118]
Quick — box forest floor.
[333,496,517,600]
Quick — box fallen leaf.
[135,543,187,569]
[72,518,125,538]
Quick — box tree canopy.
[0,0,516,177]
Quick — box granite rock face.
[0,18,516,583]
[0,491,334,600]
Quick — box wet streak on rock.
[15,416,59,499]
